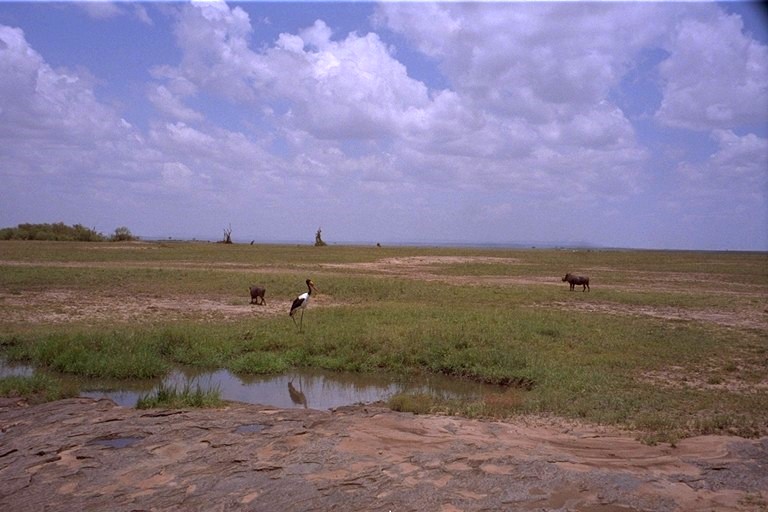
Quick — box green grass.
[136,379,223,409]
[0,374,77,403]
[1,240,766,440]
[3,330,170,379]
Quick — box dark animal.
[562,273,590,292]
[290,279,318,332]
[249,285,266,305]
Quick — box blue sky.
[1,1,766,250]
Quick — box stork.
[289,279,318,332]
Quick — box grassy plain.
[1,240,766,442]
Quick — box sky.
[0,1,766,250]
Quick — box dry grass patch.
[640,361,768,394]
[0,288,345,326]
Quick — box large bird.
[289,279,318,332]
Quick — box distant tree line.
[0,223,137,242]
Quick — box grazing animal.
[290,279,318,332]
[562,273,590,292]
[249,285,266,305]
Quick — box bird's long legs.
[291,309,305,332]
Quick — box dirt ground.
[2,255,766,331]
[1,398,767,512]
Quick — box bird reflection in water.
[288,377,308,409]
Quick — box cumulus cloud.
[1,1,765,248]
[167,4,431,141]
[656,11,768,130]
[271,22,431,140]
[375,3,670,116]
[664,129,768,249]
[172,2,259,103]
[161,161,195,189]
[0,19,275,232]
[0,25,136,166]
[77,2,124,20]
[149,0,763,210]
[372,2,658,198]
[148,84,204,122]
[677,130,768,198]
[77,1,153,25]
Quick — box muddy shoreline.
[1,398,766,511]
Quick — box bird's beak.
[310,281,319,292]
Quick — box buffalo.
[562,273,590,292]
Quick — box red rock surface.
[1,398,766,511]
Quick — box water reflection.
[0,362,33,378]
[288,379,308,408]
[1,360,504,410]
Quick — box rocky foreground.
[1,398,766,511]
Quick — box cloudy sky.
[1,1,766,250]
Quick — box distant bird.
[289,279,318,332]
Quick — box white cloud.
[148,121,277,183]
[664,129,768,249]
[77,1,153,25]
[0,21,270,230]
[285,26,431,139]
[375,2,671,116]
[161,161,195,189]
[132,4,153,26]
[656,10,768,130]
[163,0,658,201]
[677,130,768,198]
[148,84,204,122]
[370,3,656,199]
[299,19,333,50]
[77,1,123,20]
[172,2,261,103]
[166,4,432,140]
[157,122,214,149]
[0,25,136,163]
[1,2,765,249]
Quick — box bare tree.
[315,227,327,246]
[222,224,233,244]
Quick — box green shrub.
[0,222,105,241]
[110,226,138,242]
[230,352,289,374]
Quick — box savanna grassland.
[1,240,766,443]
